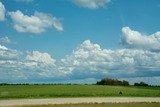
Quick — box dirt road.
[0,97,160,107]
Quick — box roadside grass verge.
[12,102,160,107]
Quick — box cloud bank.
[72,0,111,9]
[0,27,160,84]
[8,10,63,34]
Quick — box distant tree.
[134,81,148,86]
[96,78,129,86]
[0,83,9,86]
[134,83,139,86]
[122,80,129,86]
[139,82,148,86]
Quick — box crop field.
[13,102,160,107]
[0,85,160,99]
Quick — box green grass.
[12,102,160,107]
[0,85,160,99]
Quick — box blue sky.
[0,0,160,85]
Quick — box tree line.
[134,81,149,86]
[96,78,130,86]
[0,78,151,86]
[96,78,149,86]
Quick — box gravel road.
[0,97,160,107]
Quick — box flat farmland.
[0,85,160,99]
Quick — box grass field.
[13,102,160,107]
[0,85,160,99]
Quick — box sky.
[0,0,160,85]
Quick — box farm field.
[0,85,160,99]
[12,102,160,107]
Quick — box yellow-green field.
[13,102,160,107]
[0,85,160,99]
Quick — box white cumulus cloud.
[121,27,160,51]
[0,48,58,82]
[0,45,8,50]
[8,10,63,34]
[0,45,21,60]
[26,51,55,65]
[0,37,16,44]
[0,2,5,21]
[72,0,111,9]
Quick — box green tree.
[96,78,129,86]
